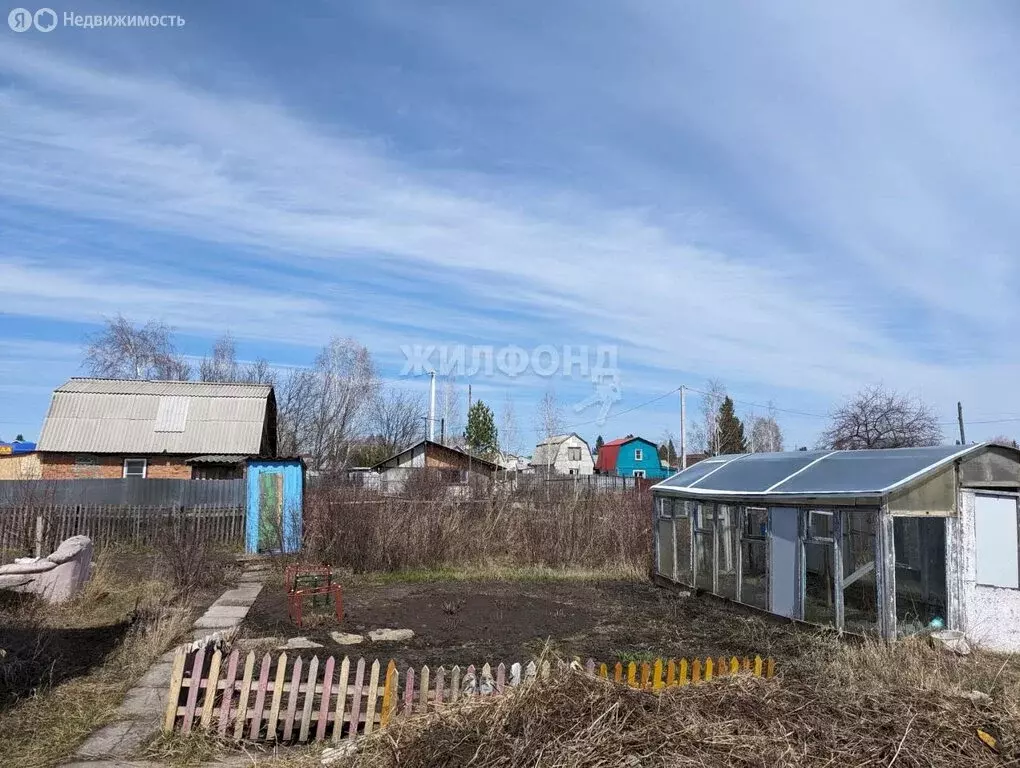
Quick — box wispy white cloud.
[1,1,1018,445]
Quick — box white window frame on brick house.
[123,458,147,478]
[634,448,644,461]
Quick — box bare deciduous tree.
[749,408,784,453]
[302,337,378,472]
[535,387,564,441]
[990,435,1018,448]
[500,392,521,455]
[688,379,727,456]
[438,374,462,443]
[274,367,315,457]
[199,333,240,382]
[83,314,190,380]
[372,386,425,456]
[820,385,943,449]
[241,357,276,386]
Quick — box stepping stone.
[134,662,173,689]
[75,719,156,759]
[118,686,166,719]
[218,586,263,602]
[193,615,241,629]
[367,628,415,643]
[202,605,249,620]
[330,631,365,645]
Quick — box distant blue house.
[594,436,669,479]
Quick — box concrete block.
[193,615,241,629]
[368,628,415,643]
[278,636,323,650]
[330,632,365,645]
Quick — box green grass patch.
[352,563,645,586]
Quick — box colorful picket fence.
[164,649,776,743]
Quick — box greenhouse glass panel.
[842,509,879,634]
[694,504,715,592]
[656,458,733,489]
[685,451,829,493]
[741,538,768,611]
[894,517,947,635]
[772,447,965,495]
[717,505,740,599]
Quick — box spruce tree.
[465,400,499,457]
[716,397,747,454]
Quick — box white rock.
[322,741,359,765]
[330,631,365,645]
[959,689,992,703]
[280,636,324,650]
[367,628,415,643]
[930,629,971,656]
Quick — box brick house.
[36,378,276,480]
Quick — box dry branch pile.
[346,642,1017,768]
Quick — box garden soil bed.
[243,577,816,668]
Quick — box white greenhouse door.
[974,494,1019,589]
[769,507,799,618]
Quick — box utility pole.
[427,371,436,442]
[680,385,687,470]
[440,418,445,445]
[957,401,967,445]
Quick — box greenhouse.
[650,443,1020,651]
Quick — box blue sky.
[2,1,1020,451]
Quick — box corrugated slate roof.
[38,378,273,455]
[651,444,986,501]
[55,378,271,398]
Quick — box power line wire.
[562,387,681,430]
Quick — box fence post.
[34,514,45,558]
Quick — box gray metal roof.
[38,378,272,454]
[185,455,248,464]
[651,444,987,502]
[55,378,271,398]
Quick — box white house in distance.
[530,433,595,476]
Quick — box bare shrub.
[304,475,651,573]
[152,512,222,597]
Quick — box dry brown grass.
[304,481,651,574]
[0,548,197,767]
[247,638,1019,768]
[358,644,1015,767]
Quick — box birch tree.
[83,314,190,380]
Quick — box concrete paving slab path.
[65,562,268,766]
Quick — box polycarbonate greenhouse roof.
[651,444,986,501]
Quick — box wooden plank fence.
[0,504,245,555]
[164,650,776,743]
